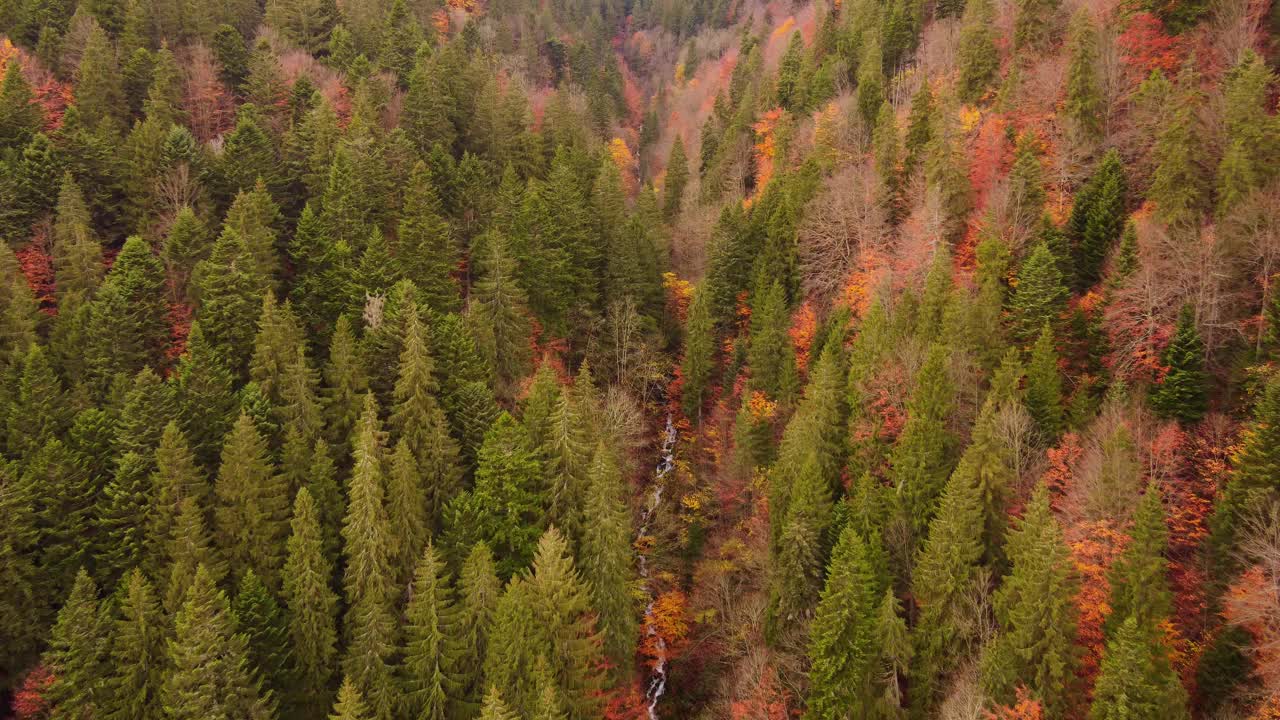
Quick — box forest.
[0,0,1277,716]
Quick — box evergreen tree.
[232,569,296,708]
[579,445,636,675]
[1089,615,1188,720]
[457,542,501,712]
[747,278,798,401]
[904,82,935,176]
[856,39,885,130]
[174,322,240,469]
[1209,373,1280,567]
[86,236,170,389]
[163,496,227,615]
[1064,9,1102,140]
[398,162,460,313]
[331,677,374,720]
[7,344,70,457]
[195,227,267,373]
[1010,241,1067,342]
[149,420,209,564]
[103,568,166,720]
[162,565,274,720]
[1068,150,1127,289]
[95,453,152,584]
[52,172,103,301]
[0,61,43,149]
[1025,324,1066,438]
[468,232,532,396]
[981,484,1079,716]
[1105,484,1173,639]
[890,343,955,536]
[477,687,519,720]
[1150,305,1208,423]
[402,53,456,155]
[342,394,399,720]
[1013,0,1060,50]
[1008,133,1047,231]
[400,542,463,720]
[74,25,126,133]
[213,412,290,589]
[1215,50,1279,216]
[805,526,880,718]
[42,568,108,718]
[542,392,592,548]
[665,136,689,220]
[323,315,369,459]
[1150,61,1207,228]
[957,0,998,103]
[768,453,832,637]
[926,113,972,243]
[681,283,716,422]
[284,488,340,718]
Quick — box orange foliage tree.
[749,108,785,206]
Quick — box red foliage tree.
[986,687,1044,720]
[12,664,54,719]
[16,240,56,314]
[184,44,235,142]
[1117,13,1182,82]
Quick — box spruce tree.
[477,687,519,720]
[1025,324,1066,438]
[104,569,166,720]
[856,38,885,130]
[400,542,463,720]
[457,542,501,713]
[398,162,460,313]
[957,0,998,103]
[1150,61,1207,228]
[284,488,340,718]
[665,136,689,220]
[163,496,227,615]
[1013,0,1060,50]
[85,236,170,388]
[386,438,428,588]
[579,445,636,676]
[768,453,832,638]
[1105,484,1173,639]
[1089,615,1189,720]
[402,53,455,155]
[149,421,209,565]
[173,322,240,469]
[163,565,274,720]
[0,61,43,149]
[805,526,880,718]
[1064,9,1102,140]
[213,412,290,589]
[95,453,153,584]
[195,227,267,373]
[233,569,296,711]
[1010,241,1068,343]
[1209,373,1280,567]
[342,394,399,720]
[74,25,126,133]
[1068,150,1127,289]
[1150,305,1208,423]
[681,283,716,423]
[43,568,108,718]
[323,315,369,460]
[1215,50,1278,216]
[467,232,532,396]
[889,343,955,537]
[542,392,592,548]
[331,677,374,720]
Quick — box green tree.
[1089,615,1188,720]
[957,0,998,103]
[681,283,716,422]
[467,232,532,396]
[52,172,103,301]
[1025,324,1066,437]
[85,236,170,388]
[74,25,126,132]
[457,542,501,712]
[1215,50,1278,215]
[342,394,399,720]
[402,53,455,155]
[926,113,972,242]
[162,565,274,720]
[0,61,43,149]
[284,488,340,718]
[747,278,799,401]
[981,484,1079,716]
[398,162,460,313]
[1010,241,1067,342]
[1209,373,1280,568]
[331,677,374,720]
[1068,150,1127,289]
[323,315,368,459]
[103,568,166,720]
[579,445,636,676]
[232,569,296,708]
[400,542,463,720]
[163,497,227,614]
[1150,61,1207,228]
[173,322,240,469]
[768,454,832,639]
[856,38,885,130]
[476,687,519,720]
[1105,485,1173,639]
[213,412,290,589]
[1150,305,1207,423]
[805,526,880,719]
[195,227,268,373]
[1013,0,1060,50]
[665,136,689,220]
[889,343,955,536]
[1064,9,1102,140]
[42,568,108,718]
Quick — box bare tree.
[797,161,888,303]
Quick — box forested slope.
[0,0,1277,717]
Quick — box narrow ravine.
[637,414,677,720]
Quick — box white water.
[637,414,677,720]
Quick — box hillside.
[0,0,1277,717]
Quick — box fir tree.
[1064,9,1102,140]
[1150,305,1208,424]
[805,526,880,718]
[74,25,126,133]
[1150,61,1207,228]
[1105,484,1173,639]
[195,227,267,373]
[163,565,274,720]
[95,453,153,583]
[323,315,369,459]
[232,569,296,709]
[213,412,290,589]
[457,542,501,712]
[477,687,519,720]
[1215,50,1279,216]
[173,322,240,470]
[103,569,166,720]
[957,0,998,103]
[1089,615,1188,720]
[43,568,108,718]
[467,232,532,396]
[1209,373,1280,567]
[400,542,463,720]
[768,453,832,638]
[926,112,973,243]
[681,283,716,423]
[1010,241,1068,343]
[85,236,170,388]
[747,278,799,402]
[398,162,459,313]
[579,445,636,676]
[665,136,690,220]
[284,488,340,718]
[331,677,374,720]
[1068,150,1127,289]
[342,394,399,720]
[890,343,955,537]
[1013,0,1060,50]
[402,53,456,155]
[1025,324,1066,438]
[0,61,43,149]
[163,496,227,615]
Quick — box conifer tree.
[1209,373,1280,566]
[856,38,885,129]
[1089,615,1188,720]
[665,136,690,220]
[981,484,1079,716]
[805,525,880,718]
[75,25,126,132]
[1150,305,1208,423]
[447,413,545,578]
[1008,133,1047,231]
[402,53,455,155]
[43,568,107,718]
[233,569,296,710]
[0,62,43,149]
[542,392,592,547]
[681,283,716,422]
[579,445,636,675]
[342,394,399,720]
[1068,150,1127,289]
[1150,61,1207,228]
[214,412,290,589]
[284,488,340,718]
[163,565,274,720]
[52,172,103,301]
[174,322,240,469]
[86,236,170,388]
[149,420,209,560]
[873,101,903,223]
[400,542,463,720]
[386,438,428,589]
[398,162,459,313]
[747,278,799,401]
[457,542,501,712]
[331,677,374,720]
[468,232,532,396]
[890,343,955,536]
[926,112,973,243]
[1215,50,1278,216]
[95,453,152,583]
[1010,241,1068,343]
[477,687,519,720]
[1105,485,1173,639]
[768,453,832,638]
[957,0,998,103]
[7,344,70,457]
[1064,9,1102,141]
[1025,324,1066,438]
[904,83,935,177]
[1013,0,1060,50]
[164,497,228,615]
[195,227,267,373]
[104,568,166,720]
[323,315,369,459]
[224,181,284,289]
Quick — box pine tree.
[1215,50,1279,216]
[284,488,340,718]
[1064,9,1102,141]
[805,525,880,718]
[400,542,463,720]
[402,53,456,155]
[43,568,108,718]
[95,453,153,584]
[1013,0,1060,50]
[857,38,885,130]
[447,413,545,579]
[52,172,103,301]
[1150,305,1207,423]
[477,687,519,720]
[1089,615,1188,720]
[890,343,955,537]
[1105,484,1173,639]
[926,112,973,243]
[579,445,636,676]
[957,0,998,103]
[747,278,798,401]
[85,236,170,388]
[323,315,369,459]
[213,412,290,589]
[149,421,210,564]
[162,565,274,720]
[103,569,166,720]
[1209,373,1280,567]
[665,136,689,220]
[174,322,240,469]
[873,101,903,223]
[7,344,70,457]
[1025,324,1066,438]
[542,393,592,548]
[1068,150,1127,289]
[1008,133,1047,231]
[233,569,296,710]
[195,227,268,373]
[1010,241,1067,343]
[981,484,1079,716]
[331,677,374,720]
[342,394,399,720]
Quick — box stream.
[637,414,677,720]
